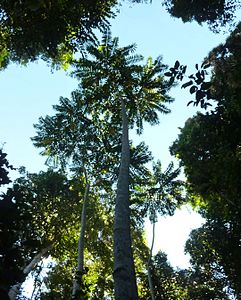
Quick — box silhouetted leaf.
[195,72,204,85]
[177,74,184,80]
[181,65,187,73]
[182,80,193,89]
[174,60,180,69]
[169,77,175,85]
[190,86,198,94]
[196,90,206,101]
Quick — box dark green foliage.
[148,252,185,299]
[145,251,231,299]
[0,168,81,297]
[0,0,118,67]
[0,149,14,186]
[0,0,152,68]
[12,170,81,252]
[170,26,241,218]
[170,108,241,296]
[186,221,238,298]
[170,23,241,217]
[0,189,25,295]
[170,23,241,297]
[163,0,240,31]
[0,151,21,295]
[40,260,90,300]
[171,112,241,219]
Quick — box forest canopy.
[1,1,241,300]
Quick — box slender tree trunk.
[147,221,156,300]
[8,244,53,300]
[113,99,138,300]
[71,172,90,299]
[30,261,44,299]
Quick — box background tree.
[146,251,188,300]
[170,21,241,297]
[0,169,83,299]
[170,112,241,297]
[185,221,237,298]
[142,249,231,300]
[148,162,184,299]
[132,161,185,300]
[39,189,116,300]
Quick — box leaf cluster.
[163,0,240,32]
[0,149,14,186]
[0,0,119,68]
[165,60,214,109]
[0,168,81,293]
[132,161,185,225]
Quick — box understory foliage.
[0,167,82,297]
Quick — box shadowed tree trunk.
[8,243,53,300]
[147,220,156,300]
[71,170,90,299]
[113,99,138,300]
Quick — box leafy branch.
[165,60,214,109]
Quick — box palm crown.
[72,31,173,133]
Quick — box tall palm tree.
[72,31,173,300]
[145,161,184,300]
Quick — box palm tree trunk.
[113,98,138,300]
[8,243,53,300]
[71,171,90,299]
[147,221,156,300]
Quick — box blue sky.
[0,1,237,268]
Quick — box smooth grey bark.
[147,221,156,300]
[71,171,90,299]
[113,99,138,300]
[8,243,53,300]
